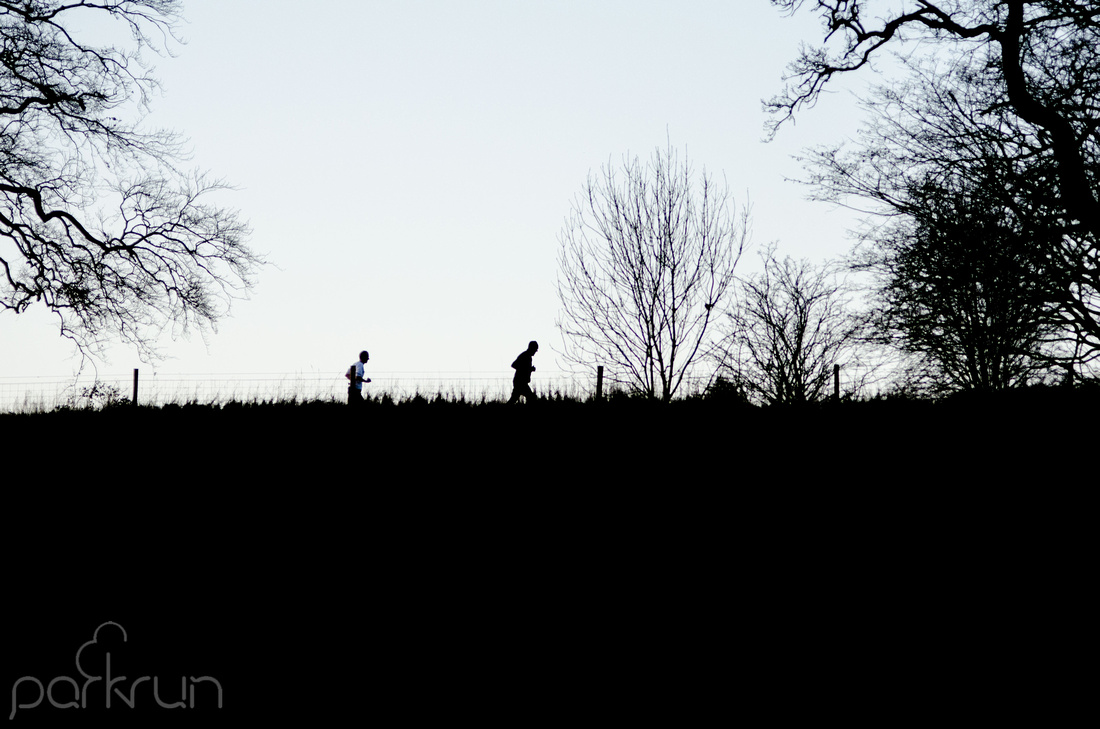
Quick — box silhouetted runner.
[507,341,538,404]
[346,350,371,405]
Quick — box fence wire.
[0,370,608,412]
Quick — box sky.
[2,0,876,402]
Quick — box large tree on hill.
[769,0,1100,362]
[853,174,1065,391]
[1,0,260,360]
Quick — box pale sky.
[2,0,873,400]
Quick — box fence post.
[833,364,840,402]
[596,366,604,402]
[132,368,139,407]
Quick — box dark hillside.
[2,389,1091,724]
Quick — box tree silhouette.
[720,246,867,404]
[556,144,747,401]
[771,0,1100,363]
[853,176,1064,391]
[768,0,1100,236]
[1,0,261,359]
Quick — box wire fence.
[0,364,888,413]
[0,370,603,413]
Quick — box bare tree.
[721,246,868,404]
[556,144,747,401]
[767,0,1100,356]
[1,0,261,360]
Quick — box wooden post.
[132,368,139,407]
[833,364,840,402]
[596,365,604,402]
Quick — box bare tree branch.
[1,0,262,361]
[766,1,1100,237]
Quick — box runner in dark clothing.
[507,341,538,404]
